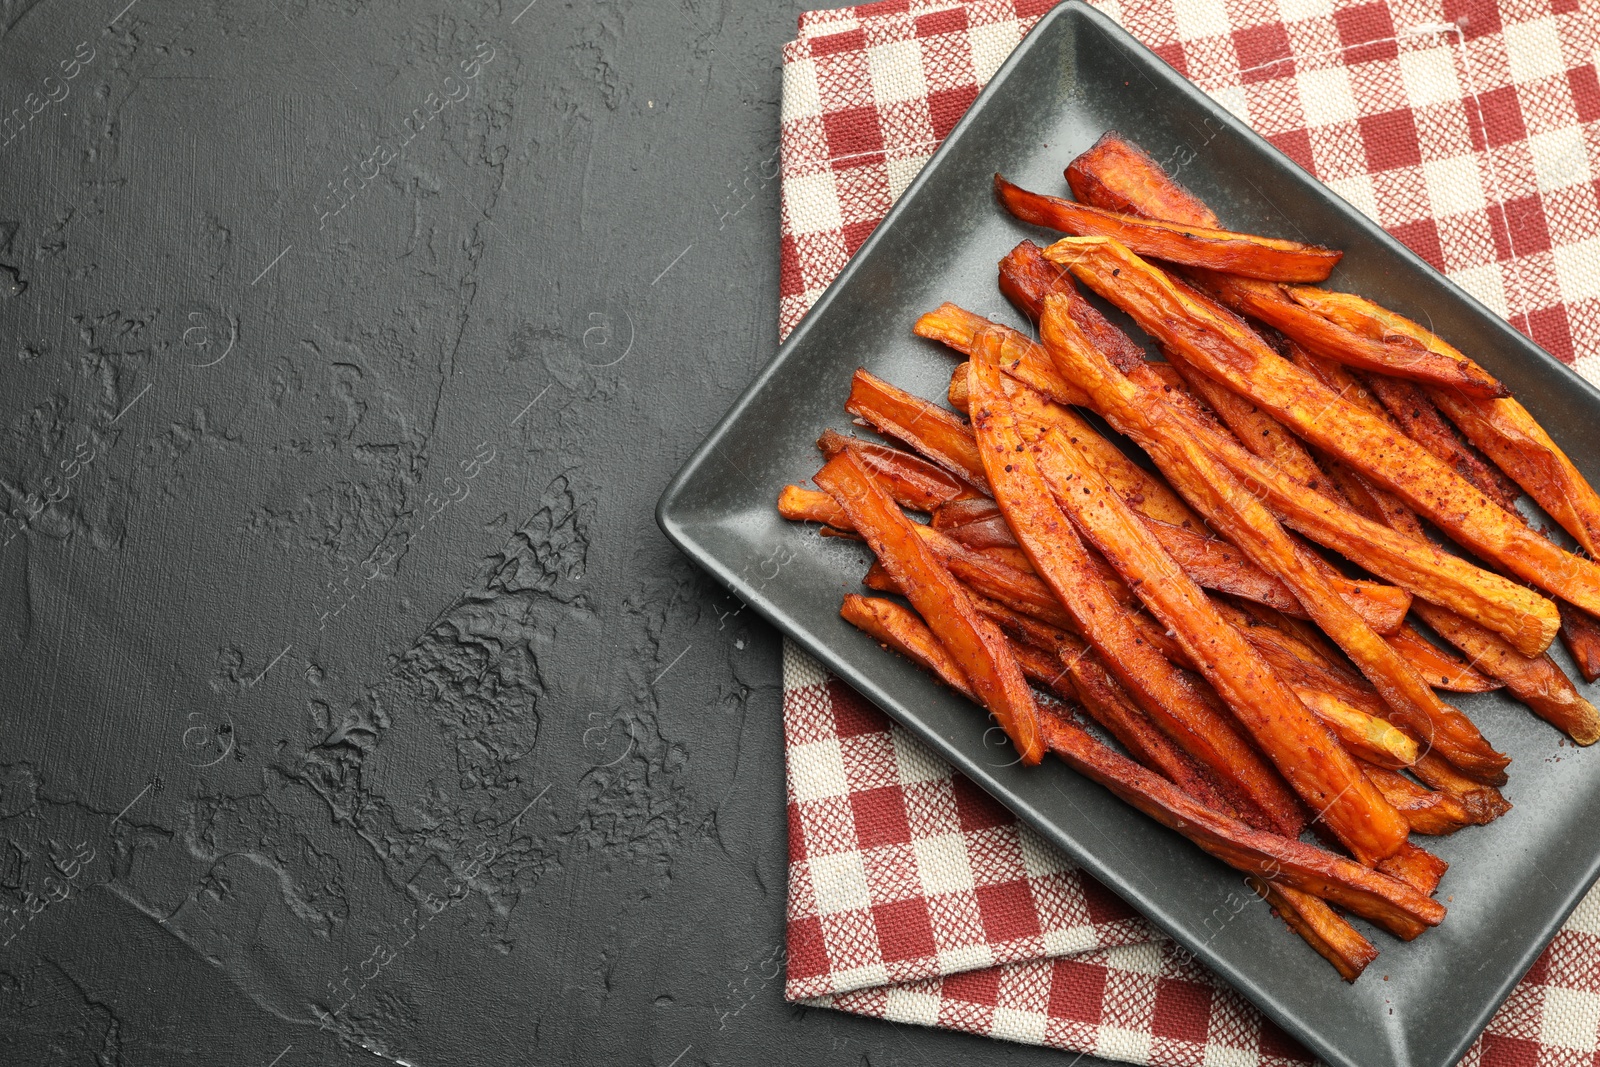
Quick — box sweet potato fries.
[774,130,1600,982]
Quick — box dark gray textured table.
[0,0,1120,1063]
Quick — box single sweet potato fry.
[1361,765,1474,836]
[943,512,1021,551]
[1248,878,1378,982]
[1194,275,1508,399]
[1066,132,1220,230]
[845,369,988,489]
[1411,600,1600,746]
[966,351,1305,836]
[1386,624,1502,694]
[814,451,1045,764]
[1035,708,1445,941]
[1044,235,1600,631]
[1431,385,1600,560]
[1377,841,1448,897]
[915,303,1089,406]
[1290,687,1418,768]
[817,428,982,509]
[778,485,850,528]
[1357,375,1522,511]
[1410,751,1512,825]
[841,594,975,698]
[994,175,1342,282]
[1040,294,1511,787]
[975,544,1035,571]
[995,242,1149,371]
[932,496,1004,529]
[1557,602,1600,684]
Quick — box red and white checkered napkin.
[776,1,1600,1063]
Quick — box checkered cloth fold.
[776,1,1600,1064]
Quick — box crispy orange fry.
[932,496,1006,529]
[1044,236,1595,635]
[915,303,1090,406]
[1194,276,1509,399]
[815,451,1045,764]
[975,544,1035,571]
[994,242,1150,372]
[1290,687,1418,768]
[841,594,975,698]
[1431,387,1600,558]
[1410,751,1512,825]
[846,369,988,489]
[994,175,1342,282]
[1386,624,1502,694]
[1356,375,1522,510]
[1411,601,1600,746]
[1040,295,1512,787]
[778,485,850,528]
[944,358,1203,530]
[817,428,982,509]
[965,352,1306,835]
[1377,841,1448,897]
[1035,709,1445,941]
[1066,132,1221,232]
[1248,877,1378,982]
[943,512,1021,551]
[1361,765,1474,837]
[1557,602,1600,684]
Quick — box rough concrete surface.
[0,1,1116,1063]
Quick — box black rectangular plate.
[656,5,1600,1065]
